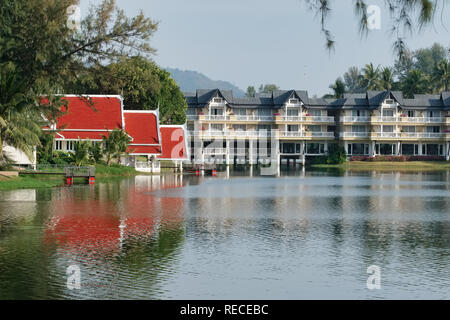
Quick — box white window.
[402,126,416,133]
[233,124,246,131]
[212,97,224,103]
[258,109,272,116]
[308,125,321,132]
[289,98,299,104]
[407,110,415,117]
[211,108,223,116]
[382,109,394,117]
[66,141,75,151]
[55,141,63,151]
[186,109,197,115]
[233,109,247,116]
[427,111,440,118]
[384,99,394,105]
[258,125,271,131]
[352,110,367,117]
[426,126,440,133]
[382,125,394,133]
[287,109,299,116]
[352,125,367,133]
[210,124,224,131]
[287,125,299,132]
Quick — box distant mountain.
[166,68,245,97]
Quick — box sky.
[79,0,450,96]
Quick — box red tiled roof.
[55,96,123,130]
[127,145,162,155]
[124,111,160,145]
[158,126,188,160]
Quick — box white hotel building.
[184,89,450,164]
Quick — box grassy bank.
[311,161,450,171]
[0,164,143,191]
[0,175,64,191]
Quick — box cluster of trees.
[0,0,186,166]
[245,84,280,97]
[38,129,131,167]
[327,43,449,99]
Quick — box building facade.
[43,95,188,172]
[185,89,450,164]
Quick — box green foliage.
[246,86,256,97]
[149,67,187,124]
[67,57,186,124]
[326,43,449,98]
[89,142,103,164]
[258,84,280,93]
[329,78,346,98]
[72,140,90,166]
[102,129,131,166]
[52,151,72,165]
[326,145,347,164]
[0,0,159,162]
[310,145,347,165]
[304,0,437,57]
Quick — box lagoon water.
[0,170,449,299]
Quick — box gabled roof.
[123,110,161,155]
[185,89,450,110]
[54,95,124,130]
[157,125,189,161]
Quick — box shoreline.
[310,161,450,171]
[0,164,148,191]
[2,161,450,191]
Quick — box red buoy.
[212,170,217,176]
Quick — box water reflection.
[0,171,449,299]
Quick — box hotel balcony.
[188,130,334,140]
[340,116,370,123]
[371,116,446,124]
[187,115,335,123]
[280,131,335,139]
[340,132,445,140]
[340,132,369,139]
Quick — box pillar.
[445,142,450,161]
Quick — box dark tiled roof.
[184,89,450,110]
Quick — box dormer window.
[384,99,394,105]
[289,99,299,104]
[212,97,224,103]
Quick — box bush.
[327,145,347,164]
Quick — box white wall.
[3,145,36,165]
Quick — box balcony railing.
[371,116,445,123]
[303,116,335,122]
[340,116,370,122]
[341,132,369,138]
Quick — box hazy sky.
[80,0,450,96]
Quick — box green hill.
[166,68,245,97]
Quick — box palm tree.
[0,65,64,166]
[379,67,395,91]
[401,70,430,98]
[361,63,381,90]
[102,129,131,166]
[72,139,90,167]
[0,67,41,165]
[432,60,449,92]
[329,78,346,98]
[343,66,364,93]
